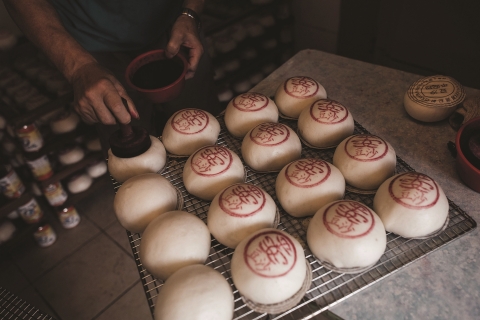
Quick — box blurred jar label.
[58,206,80,229]
[34,224,56,247]
[0,169,25,198]
[16,123,44,152]
[43,182,68,206]
[18,198,43,224]
[26,155,53,181]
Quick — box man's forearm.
[3,0,96,82]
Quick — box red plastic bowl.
[455,116,480,193]
[125,49,188,103]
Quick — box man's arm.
[165,0,205,79]
[3,0,138,125]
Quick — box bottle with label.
[15,123,44,152]
[33,223,57,247]
[57,205,81,229]
[0,163,26,199]
[17,197,44,224]
[43,181,68,207]
[24,151,54,181]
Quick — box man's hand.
[165,15,203,79]
[71,62,139,125]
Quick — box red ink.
[191,146,233,176]
[388,172,440,209]
[285,159,331,188]
[344,135,388,162]
[219,183,266,217]
[309,100,349,124]
[284,76,319,99]
[171,109,209,134]
[249,123,290,146]
[232,93,269,112]
[244,230,297,278]
[323,201,375,238]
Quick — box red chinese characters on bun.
[307,200,386,273]
[373,172,449,238]
[231,228,307,305]
[162,108,220,156]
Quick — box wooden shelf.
[61,174,111,208]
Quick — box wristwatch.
[181,8,201,30]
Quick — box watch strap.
[181,8,201,30]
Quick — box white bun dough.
[404,75,466,122]
[67,173,92,194]
[113,173,177,234]
[307,200,386,271]
[333,134,396,190]
[86,160,107,178]
[231,228,306,305]
[373,172,449,238]
[154,265,234,320]
[162,108,220,156]
[207,183,277,248]
[298,99,354,148]
[242,122,301,172]
[274,76,327,118]
[140,211,210,280]
[276,159,345,218]
[224,92,279,138]
[86,138,102,151]
[183,145,245,200]
[58,146,85,165]
[50,111,80,134]
[108,136,166,183]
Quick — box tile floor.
[0,175,152,320]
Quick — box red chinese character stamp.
[244,230,297,278]
[250,123,290,146]
[191,146,232,176]
[219,184,266,217]
[323,201,375,238]
[345,135,388,161]
[388,172,440,209]
[310,100,349,124]
[171,109,209,134]
[232,92,269,112]
[284,76,319,99]
[285,159,331,188]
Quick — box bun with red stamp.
[207,183,277,248]
[231,228,307,305]
[183,145,245,200]
[162,108,220,156]
[373,172,449,238]
[297,99,354,148]
[276,158,345,217]
[333,134,396,190]
[241,122,302,172]
[307,200,386,273]
[140,210,211,281]
[274,76,327,119]
[224,92,279,138]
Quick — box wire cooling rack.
[112,116,477,320]
[0,287,56,320]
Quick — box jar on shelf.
[24,151,53,181]
[17,197,44,224]
[43,181,68,207]
[0,163,26,199]
[33,223,57,247]
[57,205,81,229]
[15,123,44,152]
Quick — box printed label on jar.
[0,169,26,198]
[43,182,68,206]
[58,206,81,229]
[16,124,44,152]
[18,198,43,224]
[34,224,57,247]
[26,155,53,181]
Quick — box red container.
[125,49,188,103]
[455,116,480,193]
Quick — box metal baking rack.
[0,287,56,320]
[112,117,477,320]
